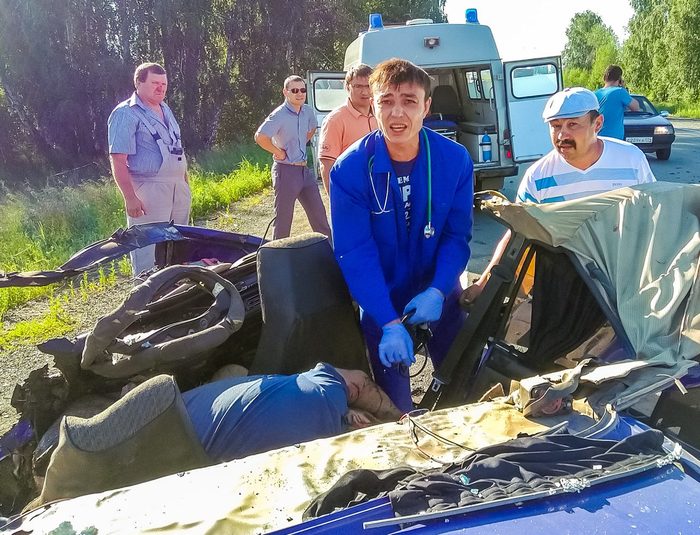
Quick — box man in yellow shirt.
[318,64,378,193]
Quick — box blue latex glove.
[403,287,445,325]
[378,323,415,368]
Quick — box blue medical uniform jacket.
[330,128,474,327]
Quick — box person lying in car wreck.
[183,362,403,463]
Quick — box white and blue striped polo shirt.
[517,137,656,204]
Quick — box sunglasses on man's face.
[288,87,307,94]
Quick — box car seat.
[35,374,211,506]
[250,233,369,375]
[424,85,462,140]
[80,264,245,378]
[430,85,463,118]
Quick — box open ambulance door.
[306,71,346,173]
[504,57,562,162]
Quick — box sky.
[444,0,635,60]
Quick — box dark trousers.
[360,287,465,413]
[272,163,331,240]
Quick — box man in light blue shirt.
[255,75,330,240]
[108,62,191,276]
[595,65,640,140]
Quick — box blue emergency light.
[369,13,384,31]
[465,9,479,24]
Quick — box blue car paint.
[270,415,700,534]
[0,420,32,463]
[0,222,263,288]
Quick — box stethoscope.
[368,128,435,239]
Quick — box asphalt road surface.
[465,118,700,279]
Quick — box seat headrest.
[65,374,177,451]
[259,232,329,250]
[431,85,461,115]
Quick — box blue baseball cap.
[542,87,599,122]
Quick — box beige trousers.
[127,152,190,275]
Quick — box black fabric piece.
[390,429,665,516]
[526,248,607,369]
[303,467,416,520]
[651,385,700,447]
[251,234,369,375]
[305,429,666,518]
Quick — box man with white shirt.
[465,87,655,300]
[516,87,654,204]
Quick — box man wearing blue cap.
[516,86,654,203]
[465,87,655,300]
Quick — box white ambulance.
[308,10,562,191]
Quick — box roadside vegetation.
[653,101,700,119]
[0,144,270,347]
[561,2,700,119]
[0,267,117,348]
[0,1,443,187]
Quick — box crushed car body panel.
[2,185,700,532]
[0,222,263,287]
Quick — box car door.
[306,71,346,172]
[504,57,562,162]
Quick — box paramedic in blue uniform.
[330,59,474,412]
[108,62,191,276]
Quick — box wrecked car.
[1,182,699,533]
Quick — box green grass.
[654,100,700,119]
[0,263,128,350]
[0,294,76,349]
[0,143,271,339]
[0,182,126,315]
[190,158,271,218]
[192,142,268,175]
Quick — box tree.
[622,0,671,99]
[665,0,700,101]
[0,0,133,169]
[0,0,447,181]
[0,88,43,183]
[589,26,620,87]
[562,11,609,70]
[345,0,447,25]
[561,10,620,90]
